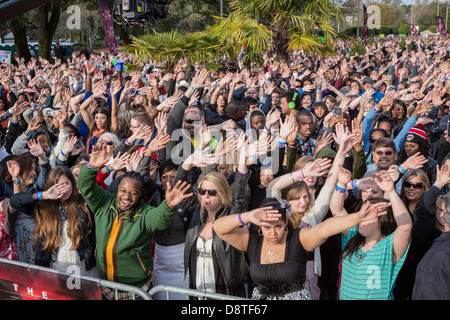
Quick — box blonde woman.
[174,138,263,297]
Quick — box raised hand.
[165,180,193,208]
[375,172,395,193]
[61,135,78,156]
[401,152,428,171]
[241,207,282,227]
[42,182,72,200]
[28,139,46,160]
[302,157,332,178]
[7,160,21,182]
[434,164,450,189]
[279,115,295,139]
[89,140,112,169]
[109,151,131,172]
[146,132,171,156]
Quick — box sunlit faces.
[260,218,287,244]
[183,111,203,136]
[23,162,37,185]
[372,147,396,171]
[95,113,108,130]
[36,134,50,153]
[160,169,177,190]
[260,168,274,188]
[297,115,314,139]
[250,114,265,131]
[217,95,226,108]
[199,180,222,213]
[57,174,73,201]
[301,95,312,109]
[117,177,142,212]
[404,141,420,158]
[358,207,381,238]
[403,175,425,203]
[361,185,384,202]
[288,188,310,214]
[392,103,405,120]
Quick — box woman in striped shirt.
[330,169,412,300]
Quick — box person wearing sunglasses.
[395,165,450,300]
[364,137,398,177]
[173,139,255,298]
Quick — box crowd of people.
[0,35,449,300]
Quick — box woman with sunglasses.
[395,165,450,300]
[174,137,264,297]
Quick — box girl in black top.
[213,197,384,300]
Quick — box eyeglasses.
[375,150,394,156]
[404,181,424,189]
[198,188,218,197]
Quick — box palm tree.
[207,0,353,65]
[121,29,233,72]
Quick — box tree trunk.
[10,17,32,62]
[114,22,133,45]
[37,0,61,61]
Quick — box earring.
[258,228,263,237]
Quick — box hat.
[315,147,336,160]
[362,77,374,84]
[405,125,429,149]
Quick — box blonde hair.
[197,172,232,220]
[293,156,314,171]
[401,169,430,198]
[282,181,312,229]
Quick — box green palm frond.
[208,13,273,54]
[287,33,337,59]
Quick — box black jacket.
[175,166,250,296]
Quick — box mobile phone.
[447,120,450,137]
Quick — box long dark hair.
[341,198,397,260]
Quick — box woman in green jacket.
[77,140,193,300]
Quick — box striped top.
[339,226,410,300]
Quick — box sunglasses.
[184,119,198,124]
[375,150,394,156]
[404,181,424,189]
[369,136,378,143]
[103,141,114,146]
[198,188,218,197]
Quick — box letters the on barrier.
[0,260,101,300]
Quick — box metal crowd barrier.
[149,285,249,300]
[0,257,152,300]
[0,258,248,300]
